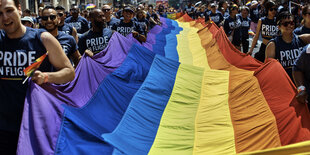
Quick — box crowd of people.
[0,0,310,154]
[182,0,310,112]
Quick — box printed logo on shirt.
[0,50,36,77]
[229,19,241,29]
[86,36,110,53]
[69,22,82,31]
[106,25,113,30]
[253,9,259,15]
[261,24,278,37]
[241,20,250,27]
[63,30,71,35]
[62,45,70,55]
[117,26,133,36]
[210,15,220,23]
[279,47,303,67]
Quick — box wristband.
[297,85,306,93]
[43,73,49,83]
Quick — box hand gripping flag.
[22,52,48,84]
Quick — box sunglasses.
[102,9,111,12]
[281,20,294,27]
[41,15,57,21]
[57,13,64,17]
[269,8,277,12]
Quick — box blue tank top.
[272,34,305,79]
[260,17,278,40]
[134,17,149,34]
[112,19,145,37]
[0,27,52,132]
[78,28,113,55]
[238,14,251,39]
[65,16,90,34]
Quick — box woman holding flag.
[0,0,75,154]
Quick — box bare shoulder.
[40,32,55,42]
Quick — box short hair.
[42,6,56,14]
[276,11,293,25]
[88,9,100,19]
[302,4,310,15]
[264,1,277,13]
[56,6,65,11]
[23,9,31,14]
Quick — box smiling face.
[102,5,112,18]
[279,17,295,34]
[41,8,59,32]
[123,10,134,22]
[0,0,22,35]
[268,6,277,17]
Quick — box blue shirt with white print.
[78,28,113,55]
[0,27,52,132]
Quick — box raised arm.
[32,32,75,85]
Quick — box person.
[238,6,253,53]
[205,3,224,27]
[147,4,160,29]
[134,9,149,33]
[41,6,81,67]
[112,7,146,42]
[293,44,310,108]
[223,4,242,50]
[56,6,78,42]
[265,11,310,81]
[65,5,89,35]
[196,4,206,18]
[78,9,113,56]
[248,1,278,62]
[0,0,75,154]
[249,0,261,32]
[22,8,30,17]
[184,2,195,19]
[102,4,120,30]
[294,4,310,35]
[21,16,34,28]
[37,6,44,28]
[219,0,230,18]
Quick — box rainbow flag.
[17,15,310,155]
[22,52,48,84]
[86,3,96,9]
[23,52,48,77]
[248,29,255,36]
[246,1,252,6]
